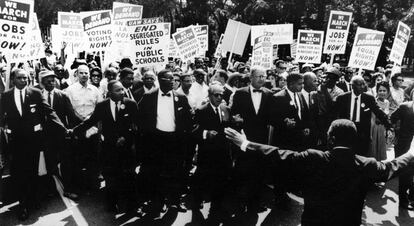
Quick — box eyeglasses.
[174,79,180,82]
[397,78,404,82]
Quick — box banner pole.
[330,54,335,65]
[228,22,241,69]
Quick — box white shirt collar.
[14,86,27,94]
[351,91,361,99]
[286,88,296,100]
[249,85,262,93]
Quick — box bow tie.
[162,92,171,97]
[253,89,262,93]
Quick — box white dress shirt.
[250,85,262,114]
[287,88,301,119]
[301,89,310,107]
[156,90,176,132]
[350,92,361,122]
[65,82,102,120]
[42,88,55,108]
[14,87,26,116]
[189,81,208,108]
[124,87,134,99]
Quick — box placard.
[173,26,200,62]
[296,30,324,64]
[323,10,352,54]
[389,21,411,66]
[9,13,44,62]
[128,22,170,67]
[0,0,34,56]
[251,35,272,69]
[348,27,384,70]
[81,10,112,51]
[251,24,293,46]
[58,12,87,53]
[221,19,250,56]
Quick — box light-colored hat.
[39,70,56,81]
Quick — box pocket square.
[30,104,36,107]
[363,108,370,112]
[178,107,183,111]
[124,114,129,116]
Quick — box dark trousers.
[70,134,100,192]
[395,137,414,203]
[138,130,189,211]
[9,135,42,209]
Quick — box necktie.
[215,107,221,123]
[162,92,171,97]
[352,97,358,121]
[20,90,24,115]
[115,102,119,121]
[253,89,262,93]
[48,91,52,106]
[308,93,311,107]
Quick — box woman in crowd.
[173,72,181,90]
[369,81,390,161]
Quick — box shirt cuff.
[203,130,208,139]
[240,140,250,152]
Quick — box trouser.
[395,137,414,203]
[138,130,189,212]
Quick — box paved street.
[1,147,414,226]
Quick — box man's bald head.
[327,119,357,148]
[350,75,365,96]
[303,72,318,92]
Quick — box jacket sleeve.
[39,90,66,134]
[390,103,403,124]
[369,95,391,129]
[72,103,101,136]
[364,152,414,182]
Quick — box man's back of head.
[327,119,357,149]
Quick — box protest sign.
[323,10,352,54]
[127,21,170,67]
[50,25,62,54]
[251,35,272,69]
[291,40,297,59]
[221,19,250,56]
[348,27,384,71]
[169,38,178,58]
[81,10,112,51]
[389,21,411,66]
[296,30,324,64]
[251,24,293,46]
[214,34,225,58]
[0,0,34,57]
[177,25,209,57]
[9,13,44,62]
[109,2,142,61]
[58,12,87,54]
[173,26,200,62]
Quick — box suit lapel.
[246,87,257,115]
[10,88,21,117]
[257,90,267,116]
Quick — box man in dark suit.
[271,72,311,151]
[225,119,414,226]
[137,69,193,218]
[391,101,414,209]
[0,69,68,220]
[335,75,391,156]
[230,66,272,222]
[39,70,81,200]
[119,68,137,101]
[73,80,139,212]
[189,82,233,225]
[212,69,233,105]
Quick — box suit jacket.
[46,89,81,129]
[74,98,138,146]
[335,92,391,138]
[223,86,233,106]
[391,101,414,154]
[0,87,66,171]
[193,103,232,170]
[137,88,192,134]
[132,87,145,104]
[230,86,272,144]
[270,89,310,150]
[245,142,414,226]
